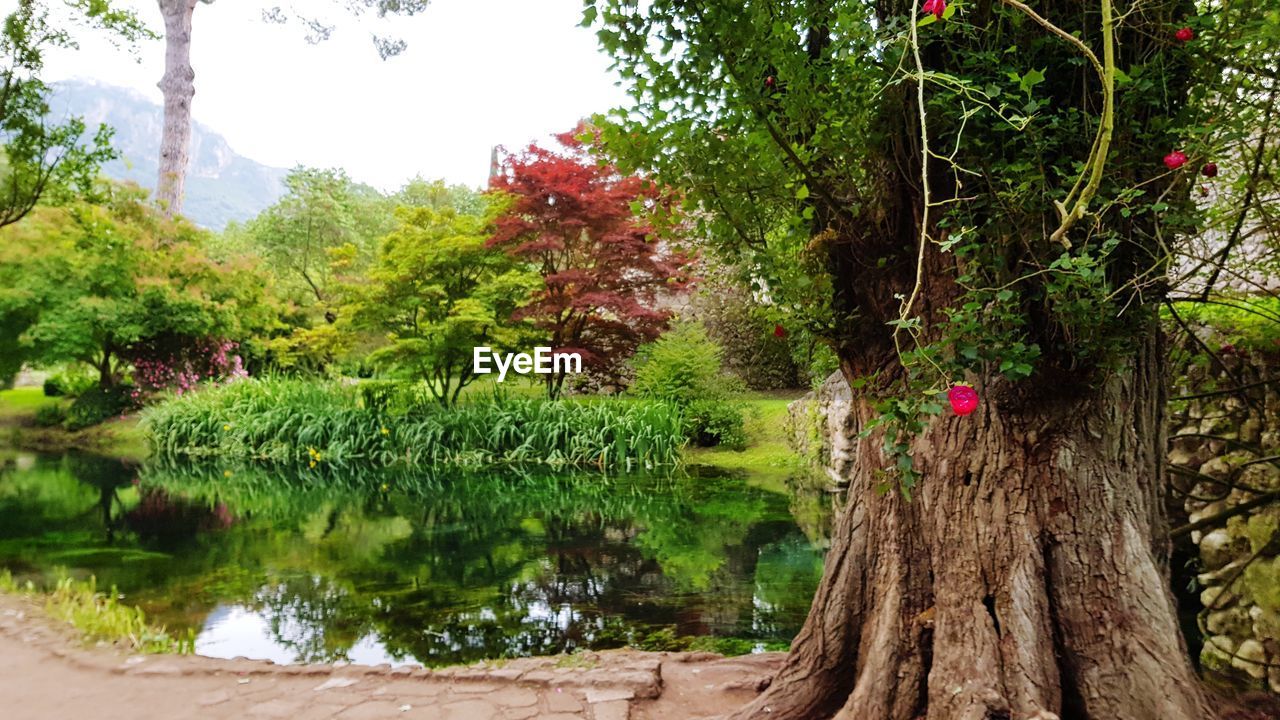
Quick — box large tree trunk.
[730,329,1211,720]
[155,0,199,217]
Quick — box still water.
[0,452,826,667]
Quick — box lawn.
[0,387,148,462]
[0,387,61,422]
[686,390,806,487]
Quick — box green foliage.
[0,570,193,656]
[43,365,97,398]
[32,402,66,427]
[584,0,1237,492]
[693,269,802,390]
[0,1,153,229]
[682,399,748,450]
[65,384,137,430]
[345,202,539,405]
[143,378,684,470]
[632,323,733,404]
[223,167,392,313]
[631,323,746,449]
[0,184,278,389]
[42,575,194,654]
[1167,298,1280,352]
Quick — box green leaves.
[1005,67,1046,98]
[345,201,537,405]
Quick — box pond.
[0,451,828,668]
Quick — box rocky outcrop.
[786,371,853,488]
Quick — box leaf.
[580,6,598,27]
[795,184,810,201]
[1018,68,1046,97]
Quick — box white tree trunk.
[156,0,199,217]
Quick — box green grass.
[145,377,685,471]
[0,570,194,654]
[686,391,804,486]
[0,387,61,421]
[0,387,148,461]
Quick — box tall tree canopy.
[227,167,391,320]
[587,0,1279,717]
[488,129,694,397]
[344,202,538,406]
[0,183,274,387]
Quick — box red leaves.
[488,125,695,384]
[1175,26,1194,42]
[1163,150,1188,170]
[948,385,979,416]
[773,324,787,339]
[921,0,946,20]
[1202,162,1218,178]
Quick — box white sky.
[36,0,630,190]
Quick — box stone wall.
[1171,348,1280,692]
[785,371,853,489]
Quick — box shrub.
[684,399,747,450]
[65,385,140,430]
[692,273,803,390]
[144,377,684,471]
[631,322,746,448]
[33,404,67,428]
[42,366,96,398]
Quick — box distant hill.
[49,80,287,230]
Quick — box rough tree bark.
[730,329,1211,719]
[155,0,199,217]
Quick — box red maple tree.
[488,127,694,398]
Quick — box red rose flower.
[948,385,979,416]
[921,0,946,20]
[1202,162,1218,178]
[1163,150,1188,170]
[773,324,787,339]
[1175,26,1194,42]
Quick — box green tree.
[394,176,487,217]
[586,0,1274,716]
[0,183,274,387]
[0,0,151,230]
[346,203,538,405]
[234,167,391,321]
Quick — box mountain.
[48,80,288,230]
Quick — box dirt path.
[0,595,780,719]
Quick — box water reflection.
[0,451,825,666]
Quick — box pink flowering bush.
[127,336,249,398]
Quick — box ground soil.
[0,593,779,720]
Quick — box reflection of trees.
[0,453,135,549]
[254,575,368,664]
[23,460,827,666]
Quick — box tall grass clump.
[0,570,194,654]
[143,378,684,471]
